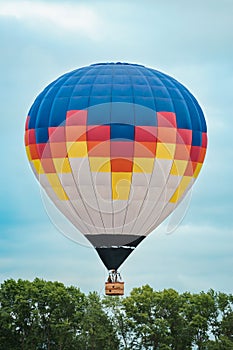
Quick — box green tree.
[103,295,134,349]
[0,279,86,350]
[206,336,233,349]
[1,279,233,350]
[181,291,219,350]
[123,285,172,349]
[30,278,86,350]
[77,291,119,350]
[0,279,39,349]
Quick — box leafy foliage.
[0,280,232,349]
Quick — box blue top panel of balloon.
[28,62,206,134]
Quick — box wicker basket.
[105,282,124,296]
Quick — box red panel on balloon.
[28,129,36,145]
[177,129,192,145]
[49,126,66,143]
[190,146,201,162]
[25,116,30,131]
[37,143,52,159]
[66,110,87,125]
[87,125,110,141]
[157,112,177,127]
[135,126,157,142]
[202,132,207,148]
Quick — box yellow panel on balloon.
[46,173,69,200]
[170,160,188,176]
[31,159,44,174]
[112,172,132,200]
[53,158,72,173]
[169,176,192,203]
[52,187,69,200]
[156,143,176,159]
[66,141,88,158]
[193,163,203,178]
[89,157,111,172]
[25,146,32,161]
[133,158,154,173]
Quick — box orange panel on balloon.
[183,161,194,176]
[50,142,67,158]
[174,144,191,160]
[66,125,86,142]
[134,142,156,158]
[29,144,39,160]
[88,141,111,157]
[111,158,133,172]
[41,158,56,173]
[198,147,206,163]
[24,130,29,146]
[157,127,177,143]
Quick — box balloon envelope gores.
[24,62,207,292]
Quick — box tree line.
[0,279,232,349]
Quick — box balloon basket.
[105,270,124,296]
[105,282,124,296]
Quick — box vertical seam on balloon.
[161,79,194,209]
[48,69,93,232]
[36,72,74,205]
[132,70,178,235]
[144,80,204,229]
[47,68,94,233]
[173,80,203,132]
[140,72,179,234]
[127,66,158,235]
[85,66,107,234]
[62,69,99,233]
[141,72,192,235]
[119,65,136,235]
[64,68,103,233]
[109,64,115,234]
[32,74,67,128]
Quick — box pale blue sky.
[0,0,232,295]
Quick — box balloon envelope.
[25,63,207,270]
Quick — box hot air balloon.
[25,63,207,295]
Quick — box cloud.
[0,0,102,40]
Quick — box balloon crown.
[90,62,145,67]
